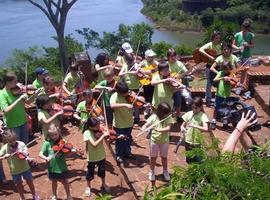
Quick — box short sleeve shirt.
[215,71,231,98]
[0,88,27,128]
[121,63,140,90]
[83,130,105,162]
[0,141,30,175]
[215,55,239,69]
[152,74,174,108]
[63,72,80,93]
[110,92,133,128]
[182,111,209,145]
[32,79,43,89]
[76,101,90,122]
[168,60,187,75]
[234,31,254,58]
[40,140,67,173]
[147,114,173,144]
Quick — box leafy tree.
[151,41,172,58]
[27,0,78,72]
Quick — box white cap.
[145,49,156,57]
[121,42,133,54]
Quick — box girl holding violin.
[82,117,110,196]
[95,68,116,128]
[0,129,40,200]
[74,89,103,128]
[95,52,112,83]
[41,76,62,103]
[119,53,141,126]
[39,123,73,200]
[110,80,134,164]
[36,94,61,140]
[0,73,37,143]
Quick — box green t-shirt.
[0,141,30,175]
[63,72,80,93]
[121,63,140,90]
[95,64,105,84]
[110,92,133,128]
[234,31,254,58]
[182,111,209,145]
[0,88,27,128]
[76,101,90,122]
[32,79,43,89]
[38,109,60,140]
[97,80,112,106]
[40,140,67,173]
[152,74,174,108]
[147,114,173,144]
[83,130,105,162]
[216,71,231,98]
[200,42,222,55]
[168,60,187,75]
[215,55,239,68]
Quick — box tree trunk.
[57,31,69,74]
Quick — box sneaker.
[33,194,41,200]
[101,185,110,193]
[243,91,252,99]
[163,171,170,181]
[211,121,216,130]
[83,187,91,197]
[148,171,155,181]
[116,156,123,164]
[50,196,57,200]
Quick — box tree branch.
[27,0,51,20]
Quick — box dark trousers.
[114,127,132,158]
[143,84,154,103]
[86,159,106,181]
[185,142,202,164]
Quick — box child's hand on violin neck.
[125,104,133,110]
[20,93,28,101]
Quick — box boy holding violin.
[0,73,39,143]
[32,67,49,89]
[62,64,82,97]
[0,129,40,200]
[110,80,135,164]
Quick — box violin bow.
[88,89,104,117]
[25,62,28,95]
[135,114,172,139]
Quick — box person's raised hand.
[236,110,257,133]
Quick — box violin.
[85,99,103,118]
[162,74,183,88]
[94,126,128,142]
[49,103,76,118]
[52,139,76,154]
[10,142,30,160]
[125,91,149,108]
[11,83,37,96]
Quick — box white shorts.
[149,141,169,158]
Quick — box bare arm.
[2,94,27,113]
[210,62,219,74]
[39,111,62,125]
[87,132,109,147]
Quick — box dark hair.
[43,76,54,86]
[158,60,169,73]
[156,102,171,120]
[95,52,109,67]
[83,117,100,132]
[3,72,16,85]
[115,79,129,94]
[221,42,232,52]
[167,48,177,58]
[211,30,221,41]
[124,53,135,66]
[192,97,204,112]
[69,64,79,71]
[36,94,50,109]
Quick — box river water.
[1,0,270,64]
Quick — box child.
[94,52,111,83]
[0,129,40,200]
[95,68,116,128]
[199,31,222,106]
[0,73,30,143]
[62,64,81,96]
[36,94,62,140]
[211,62,235,130]
[110,80,134,163]
[82,117,110,196]
[141,102,173,181]
[167,48,190,121]
[119,53,141,126]
[39,123,72,200]
[181,97,210,164]
[41,76,62,101]
[32,67,49,89]
[114,42,133,70]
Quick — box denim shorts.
[12,169,33,184]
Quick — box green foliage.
[76,23,154,58]
[144,144,270,199]
[95,193,113,200]
[1,34,84,85]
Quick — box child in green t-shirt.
[82,117,110,196]
[141,102,173,182]
[181,97,210,164]
[0,129,40,200]
[39,123,72,200]
[211,62,236,130]
[36,94,62,140]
